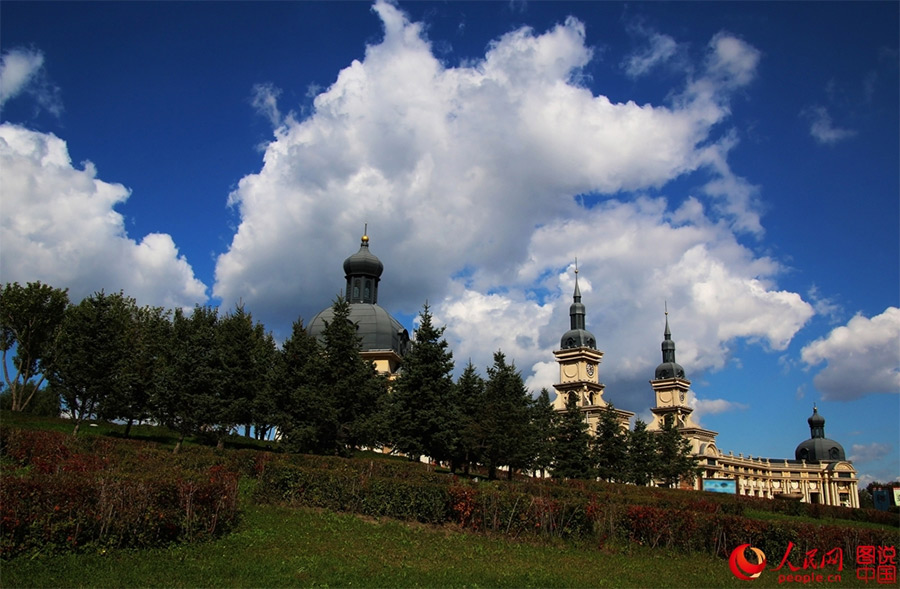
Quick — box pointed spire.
[569,260,585,330]
[664,300,671,341]
[560,260,595,349]
[661,305,676,364]
[654,304,685,379]
[573,258,581,300]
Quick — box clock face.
[586,364,595,377]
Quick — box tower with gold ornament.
[552,264,633,433]
[307,230,411,377]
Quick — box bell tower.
[552,263,633,432]
[647,308,717,454]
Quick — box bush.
[0,429,240,558]
[254,461,450,524]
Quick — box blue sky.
[1,1,897,486]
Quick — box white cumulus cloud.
[801,307,900,401]
[0,123,208,309]
[213,1,814,403]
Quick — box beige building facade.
[553,270,859,508]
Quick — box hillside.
[1,413,897,588]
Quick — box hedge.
[0,429,240,557]
[255,461,899,558]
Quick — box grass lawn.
[5,502,880,589]
[4,503,755,589]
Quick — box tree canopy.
[2,280,704,488]
[388,303,456,463]
[0,281,68,412]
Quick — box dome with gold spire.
[307,231,410,360]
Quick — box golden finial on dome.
[362,223,369,243]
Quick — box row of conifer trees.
[1,281,696,483]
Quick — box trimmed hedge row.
[263,453,897,529]
[1,429,240,558]
[2,426,895,561]
[254,462,450,524]
[256,461,899,558]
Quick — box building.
[647,316,859,507]
[307,231,410,377]
[551,265,633,432]
[553,267,859,508]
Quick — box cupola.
[559,264,597,349]
[794,405,847,463]
[654,310,686,380]
[343,231,383,304]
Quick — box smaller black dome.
[795,406,846,463]
[655,361,686,379]
[560,328,596,350]
[808,408,825,428]
[343,235,383,279]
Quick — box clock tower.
[647,310,717,455]
[552,265,633,433]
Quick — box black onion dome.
[343,234,384,279]
[560,270,596,349]
[794,406,847,463]
[654,314,686,379]
[808,407,826,430]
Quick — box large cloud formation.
[0,123,207,309]
[215,1,814,403]
[801,307,900,401]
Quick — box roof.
[308,302,410,357]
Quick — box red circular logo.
[729,544,767,581]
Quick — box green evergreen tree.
[0,281,69,412]
[213,304,273,449]
[275,317,337,454]
[247,326,279,440]
[388,303,456,464]
[475,351,534,480]
[656,414,698,488]
[551,392,595,480]
[529,388,556,478]
[593,403,628,483]
[98,303,170,438]
[625,418,658,486]
[153,305,219,453]
[320,295,387,456]
[47,291,133,436]
[449,360,485,474]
